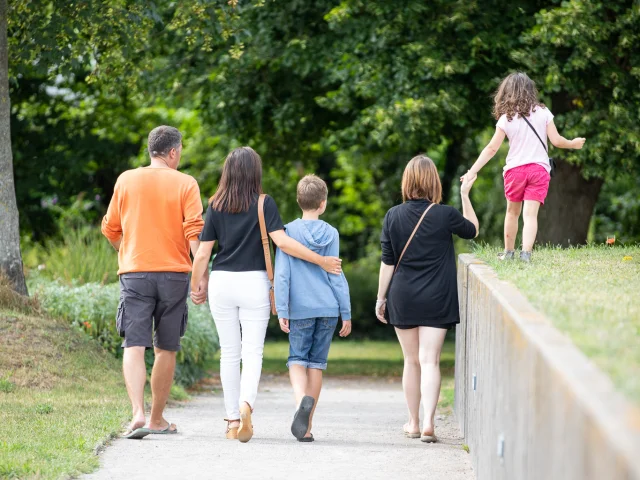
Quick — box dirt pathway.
[84,376,474,480]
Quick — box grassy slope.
[212,340,456,411]
[474,245,640,403]
[0,309,129,479]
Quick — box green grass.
[212,340,456,411]
[0,310,130,479]
[474,244,640,403]
[0,279,197,479]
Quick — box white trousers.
[208,270,271,420]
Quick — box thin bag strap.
[521,114,548,154]
[257,194,275,287]
[394,203,436,275]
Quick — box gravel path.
[84,376,475,480]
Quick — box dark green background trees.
[3,0,639,292]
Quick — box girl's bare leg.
[504,200,522,251]
[522,200,541,251]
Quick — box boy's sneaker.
[497,250,515,261]
[519,251,532,263]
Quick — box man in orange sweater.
[101,126,206,439]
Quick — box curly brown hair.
[493,72,546,121]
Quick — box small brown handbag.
[257,194,277,316]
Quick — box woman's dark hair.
[209,146,263,213]
[493,72,546,121]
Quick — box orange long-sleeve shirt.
[101,168,204,275]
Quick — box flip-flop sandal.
[297,434,314,443]
[403,426,420,439]
[147,423,178,434]
[122,427,150,440]
[420,434,437,443]
[291,396,315,440]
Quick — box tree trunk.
[537,159,603,247]
[0,0,28,295]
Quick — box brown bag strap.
[257,194,274,286]
[394,203,436,275]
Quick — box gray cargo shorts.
[116,272,189,351]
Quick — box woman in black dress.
[375,155,479,443]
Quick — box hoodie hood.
[285,219,335,251]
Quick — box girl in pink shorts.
[461,72,586,262]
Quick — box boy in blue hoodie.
[275,174,351,442]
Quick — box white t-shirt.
[496,106,554,174]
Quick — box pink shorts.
[504,164,551,204]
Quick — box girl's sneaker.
[519,251,532,263]
[497,250,515,261]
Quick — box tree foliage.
[7,0,640,260]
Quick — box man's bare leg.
[122,346,147,432]
[148,347,177,431]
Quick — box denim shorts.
[287,317,339,370]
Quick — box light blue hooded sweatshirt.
[274,219,351,321]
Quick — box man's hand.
[339,320,352,337]
[375,298,387,324]
[190,276,208,305]
[321,257,342,275]
[279,318,290,333]
[571,137,586,149]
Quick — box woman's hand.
[375,298,388,324]
[460,172,477,196]
[190,276,208,305]
[321,256,342,275]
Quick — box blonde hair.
[401,155,442,204]
[297,174,328,211]
[493,72,546,121]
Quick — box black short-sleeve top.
[380,200,476,326]
[200,194,284,272]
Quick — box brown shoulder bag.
[258,194,277,315]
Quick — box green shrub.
[23,228,119,285]
[30,278,219,386]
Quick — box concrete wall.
[455,254,640,480]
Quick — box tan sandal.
[238,402,254,443]
[403,423,420,439]
[421,433,437,443]
[225,419,239,440]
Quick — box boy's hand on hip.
[322,256,342,275]
[571,137,586,149]
[339,320,352,337]
[279,318,290,333]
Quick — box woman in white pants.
[190,146,341,443]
